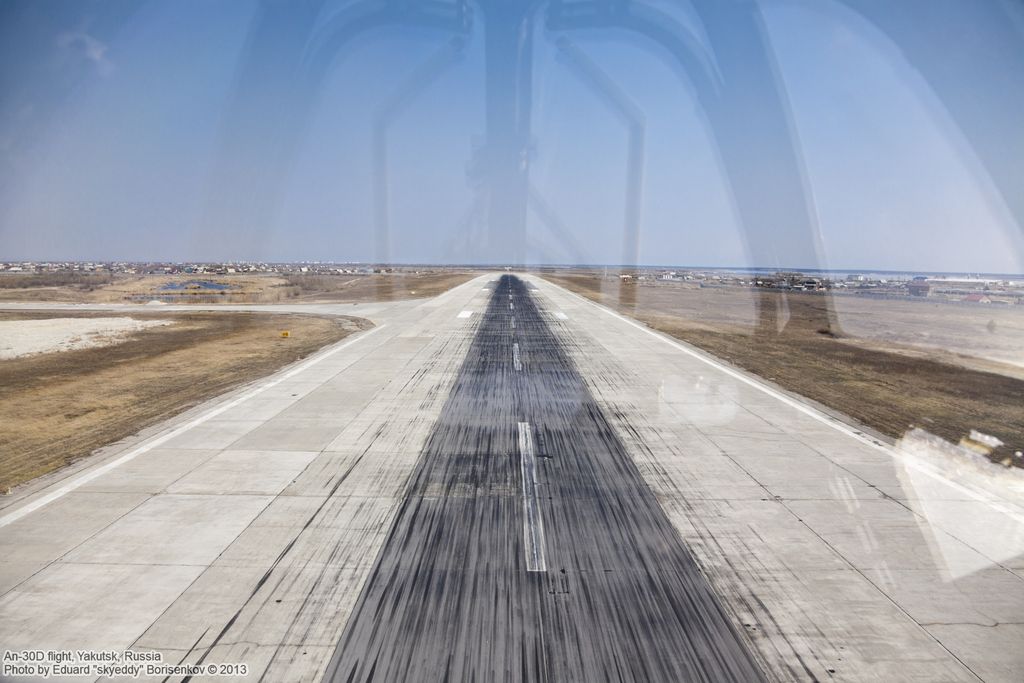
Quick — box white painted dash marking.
[513,343,522,371]
[518,422,546,572]
[457,310,473,319]
[554,311,568,320]
[509,302,514,311]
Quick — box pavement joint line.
[0,324,388,528]
[517,421,546,572]
[535,276,1024,525]
[513,343,522,371]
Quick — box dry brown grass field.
[283,271,474,301]
[0,270,474,304]
[0,310,369,491]
[542,271,1024,464]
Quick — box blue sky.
[0,0,1022,273]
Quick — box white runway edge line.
[458,310,473,319]
[0,324,387,528]
[543,278,1024,524]
[518,422,547,572]
[513,343,522,372]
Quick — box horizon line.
[2,260,1023,279]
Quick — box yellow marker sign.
[280,331,290,338]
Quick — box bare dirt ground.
[0,310,370,491]
[542,272,1024,465]
[0,271,474,305]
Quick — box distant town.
[0,261,397,276]
[1,261,1022,305]
[622,268,1024,305]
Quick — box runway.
[1,273,1022,682]
[323,275,763,681]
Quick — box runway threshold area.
[323,275,764,682]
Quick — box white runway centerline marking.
[457,310,473,319]
[513,343,522,371]
[518,422,546,572]
[0,325,387,528]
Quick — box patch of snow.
[0,317,172,360]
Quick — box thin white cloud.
[57,31,114,76]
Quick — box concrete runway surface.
[322,275,763,681]
[1,274,1023,682]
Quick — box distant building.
[963,294,992,303]
[907,277,930,297]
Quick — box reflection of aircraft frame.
[206,0,1022,331]
[555,36,645,270]
[372,37,468,266]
